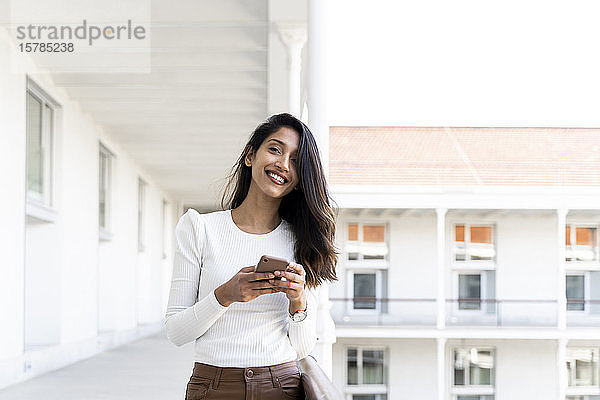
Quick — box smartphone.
[255,255,289,280]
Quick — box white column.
[557,209,568,330]
[308,0,329,179]
[277,24,306,118]
[437,337,447,400]
[436,208,448,330]
[557,338,568,400]
[311,284,336,379]
[307,0,334,379]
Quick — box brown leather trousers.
[185,360,303,400]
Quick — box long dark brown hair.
[220,113,339,288]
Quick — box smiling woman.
[164,113,339,400]
[222,113,339,288]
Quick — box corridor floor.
[0,330,195,400]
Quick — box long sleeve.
[164,209,229,347]
[287,286,318,359]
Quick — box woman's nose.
[276,157,290,172]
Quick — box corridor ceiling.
[49,0,269,208]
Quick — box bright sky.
[328,0,600,127]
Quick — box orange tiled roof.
[329,127,600,186]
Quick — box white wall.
[392,214,438,323]
[333,338,438,400]
[0,27,179,388]
[494,215,558,325]
[334,338,560,400]
[443,338,560,400]
[332,209,600,398]
[331,210,574,327]
[331,212,439,325]
[493,340,557,400]
[0,28,26,367]
[97,134,176,331]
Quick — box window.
[346,347,387,400]
[453,348,494,386]
[354,273,376,309]
[99,143,114,240]
[567,348,600,387]
[346,223,388,261]
[452,223,496,316]
[455,271,496,313]
[348,270,387,312]
[567,274,586,311]
[346,222,389,314]
[452,347,495,400]
[26,78,58,209]
[138,178,147,252]
[347,347,386,384]
[566,225,600,263]
[454,225,496,262]
[459,274,481,310]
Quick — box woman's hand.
[214,266,277,307]
[269,262,307,314]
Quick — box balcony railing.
[298,355,345,400]
[330,298,600,327]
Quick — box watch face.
[292,310,307,322]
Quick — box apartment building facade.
[327,127,600,400]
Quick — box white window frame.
[99,142,114,241]
[565,347,600,395]
[345,222,389,268]
[450,221,497,317]
[452,223,496,269]
[344,345,388,400]
[566,272,591,314]
[345,221,390,316]
[347,269,384,314]
[566,223,600,267]
[25,77,60,222]
[451,346,496,399]
[138,177,147,252]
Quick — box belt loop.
[212,367,222,390]
[269,366,280,388]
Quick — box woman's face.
[246,127,300,199]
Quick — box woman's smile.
[266,170,287,185]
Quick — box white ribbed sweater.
[164,208,318,368]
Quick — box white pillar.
[557,209,568,330]
[308,0,329,179]
[437,337,447,400]
[557,338,568,400]
[311,284,336,379]
[277,24,306,118]
[307,0,334,379]
[436,208,448,330]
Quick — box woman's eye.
[269,147,281,154]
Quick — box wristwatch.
[289,307,307,322]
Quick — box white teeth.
[267,171,285,183]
